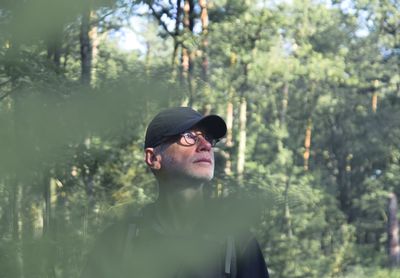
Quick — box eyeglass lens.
[182,132,217,147]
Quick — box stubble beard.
[160,152,214,184]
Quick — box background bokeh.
[0,0,399,277]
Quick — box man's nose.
[196,135,212,151]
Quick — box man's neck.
[154,179,206,235]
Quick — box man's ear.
[144,148,161,170]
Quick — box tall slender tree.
[80,4,92,85]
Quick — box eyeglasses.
[180,132,219,147]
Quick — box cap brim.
[195,115,227,139]
[163,114,227,140]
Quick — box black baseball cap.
[144,107,227,148]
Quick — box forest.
[0,0,399,277]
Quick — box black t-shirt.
[82,202,269,278]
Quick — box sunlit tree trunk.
[303,118,312,171]
[237,96,247,182]
[303,81,318,171]
[372,92,378,113]
[11,180,21,241]
[181,0,190,82]
[198,0,211,112]
[224,100,234,176]
[31,199,44,239]
[11,83,25,278]
[237,60,250,183]
[388,193,400,267]
[225,99,234,148]
[12,179,24,278]
[43,177,57,236]
[90,11,99,87]
[199,0,208,82]
[224,52,236,176]
[371,79,380,113]
[181,0,195,106]
[43,176,58,278]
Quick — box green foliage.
[1,0,400,277]
[339,266,400,278]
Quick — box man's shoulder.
[91,207,147,248]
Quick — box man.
[82,107,269,278]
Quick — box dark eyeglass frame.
[154,131,220,148]
[180,132,219,147]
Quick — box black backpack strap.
[123,223,139,259]
[224,235,237,278]
[122,213,144,261]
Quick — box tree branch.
[148,5,174,37]
[90,10,116,26]
[0,78,11,87]
[0,89,13,102]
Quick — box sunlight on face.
[158,130,215,182]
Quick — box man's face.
[155,129,215,182]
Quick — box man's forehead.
[187,125,212,135]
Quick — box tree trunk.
[388,192,400,267]
[303,118,312,171]
[181,46,190,84]
[12,179,24,278]
[224,52,236,176]
[46,36,62,73]
[145,42,151,75]
[171,0,182,80]
[181,0,195,105]
[11,80,25,278]
[302,81,318,171]
[283,175,293,238]
[172,41,180,80]
[236,60,250,183]
[89,11,99,87]
[372,92,378,113]
[43,177,57,236]
[83,177,94,240]
[42,176,58,278]
[181,0,191,82]
[0,178,12,237]
[372,79,379,113]
[224,101,234,176]
[199,0,209,82]
[183,0,194,31]
[62,47,68,72]
[237,96,247,182]
[83,137,96,240]
[31,199,44,239]
[11,180,22,241]
[80,5,92,86]
[280,82,289,126]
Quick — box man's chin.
[181,172,214,184]
[184,174,213,184]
